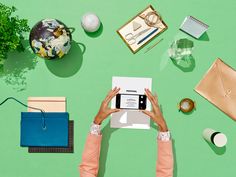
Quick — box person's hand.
[142,88,168,132]
[94,87,120,125]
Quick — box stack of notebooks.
[25,97,74,153]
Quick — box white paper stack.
[111,76,152,129]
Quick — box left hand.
[94,87,120,125]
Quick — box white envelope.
[111,76,152,129]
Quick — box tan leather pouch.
[195,58,236,121]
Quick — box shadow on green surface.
[85,23,103,38]
[150,120,158,130]
[171,56,195,72]
[198,32,210,41]
[179,108,196,115]
[44,41,85,78]
[204,139,226,155]
[150,104,163,131]
[0,40,38,91]
[98,121,118,177]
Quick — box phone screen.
[120,94,139,109]
[116,94,146,110]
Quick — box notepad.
[180,16,209,39]
[28,97,66,112]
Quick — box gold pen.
[144,38,164,53]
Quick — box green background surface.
[0,0,236,177]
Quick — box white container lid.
[213,133,227,147]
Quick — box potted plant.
[0,3,30,71]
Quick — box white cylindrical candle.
[202,128,227,147]
[81,13,101,33]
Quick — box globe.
[29,19,72,59]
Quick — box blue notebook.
[21,112,69,147]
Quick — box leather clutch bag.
[21,112,69,147]
[195,58,236,121]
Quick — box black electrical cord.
[0,97,46,129]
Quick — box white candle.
[202,128,227,147]
[81,13,101,33]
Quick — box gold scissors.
[125,28,151,45]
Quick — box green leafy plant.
[0,3,30,64]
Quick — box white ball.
[81,13,101,33]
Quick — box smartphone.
[115,94,147,110]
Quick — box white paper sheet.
[111,76,152,129]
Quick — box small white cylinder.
[202,128,227,147]
[81,13,101,33]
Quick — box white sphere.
[81,13,101,33]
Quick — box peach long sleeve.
[79,134,173,177]
[156,140,174,177]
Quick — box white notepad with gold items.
[117,5,167,53]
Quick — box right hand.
[142,88,168,132]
